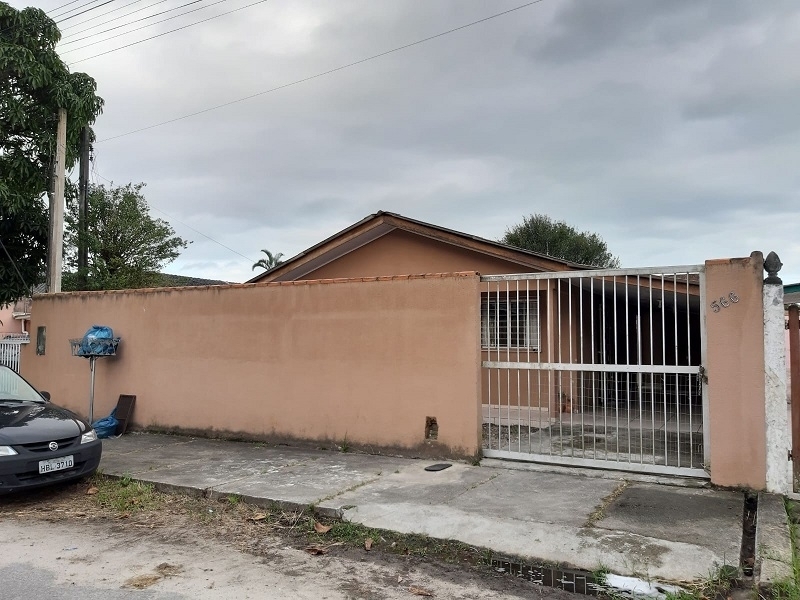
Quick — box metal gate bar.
[480,266,708,478]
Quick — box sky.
[12,0,800,283]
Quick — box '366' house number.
[711,292,739,313]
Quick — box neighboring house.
[158,274,230,287]
[0,284,47,339]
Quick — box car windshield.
[0,366,46,403]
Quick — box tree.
[0,2,104,305]
[501,214,620,268]
[252,249,284,271]
[63,183,189,290]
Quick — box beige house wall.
[705,252,766,488]
[20,273,482,457]
[303,229,542,280]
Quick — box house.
[251,211,705,476]
[248,211,586,284]
[20,210,778,488]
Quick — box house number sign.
[710,292,739,313]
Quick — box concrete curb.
[756,493,794,587]
[102,471,343,519]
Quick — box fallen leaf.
[304,546,328,556]
[249,513,267,522]
[364,538,373,551]
[86,487,99,495]
[117,512,131,519]
[123,574,161,589]
[314,521,331,534]
[409,586,434,597]
[155,563,183,577]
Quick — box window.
[481,296,539,350]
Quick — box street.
[0,496,581,600]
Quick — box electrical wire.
[64,0,249,57]
[60,0,160,34]
[56,0,117,24]
[60,0,210,47]
[91,165,256,265]
[97,1,544,142]
[50,0,104,19]
[0,238,30,291]
[49,0,88,16]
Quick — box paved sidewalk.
[101,432,745,582]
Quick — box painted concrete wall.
[705,252,766,488]
[21,273,482,457]
[764,283,791,492]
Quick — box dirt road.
[0,478,582,599]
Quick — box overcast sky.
[15,0,800,283]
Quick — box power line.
[60,0,160,34]
[149,205,256,265]
[0,238,29,291]
[56,0,117,24]
[66,0,260,60]
[52,0,108,20]
[49,0,89,16]
[60,0,216,48]
[97,1,544,142]
[91,166,256,265]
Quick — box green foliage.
[252,249,284,271]
[501,214,620,268]
[0,2,104,304]
[63,183,188,291]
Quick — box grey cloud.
[29,0,798,284]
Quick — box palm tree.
[252,249,284,271]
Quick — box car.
[0,365,102,494]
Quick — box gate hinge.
[698,365,708,386]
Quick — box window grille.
[481,296,539,350]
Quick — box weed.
[91,474,161,513]
[771,499,800,600]
[591,562,610,586]
[339,436,350,453]
[662,563,737,600]
[226,494,241,506]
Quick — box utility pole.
[78,126,90,288]
[47,108,67,294]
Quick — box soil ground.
[0,475,584,599]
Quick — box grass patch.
[661,564,737,600]
[770,500,800,600]
[91,474,162,513]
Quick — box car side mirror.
[40,391,51,402]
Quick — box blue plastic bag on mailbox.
[79,325,114,356]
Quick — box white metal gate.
[481,266,708,478]
[0,338,24,373]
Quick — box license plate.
[39,455,74,474]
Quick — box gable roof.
[248,211,590,283]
